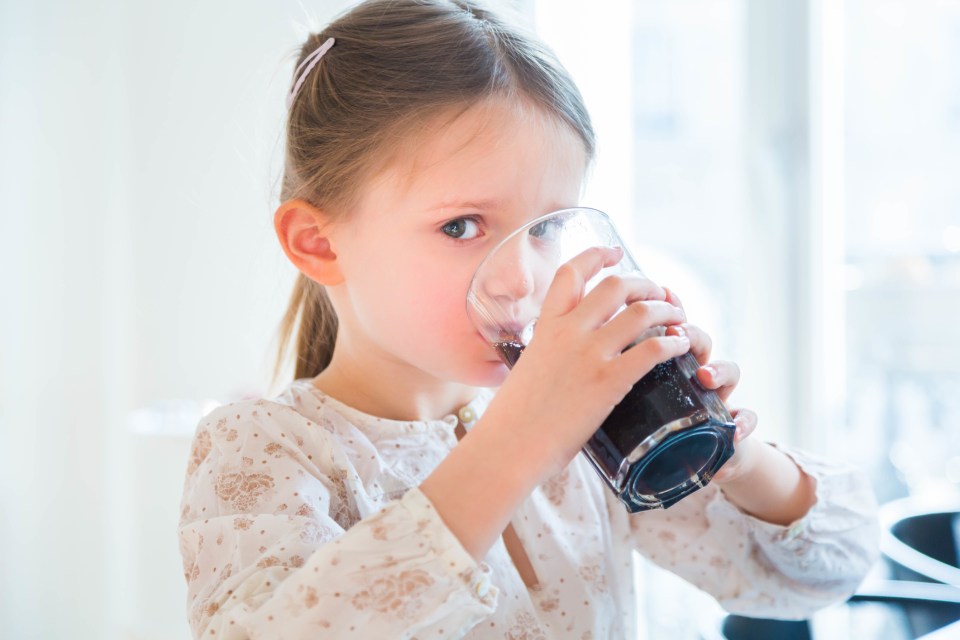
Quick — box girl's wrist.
[711,437,762,486]
[714,441,817,526]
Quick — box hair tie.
[286,37,335,110]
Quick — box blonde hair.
[274,0,595,383]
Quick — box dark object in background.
[712,615,812,640]
[879,499,960,636]
[702,581,960,639]
[881,499,960,586]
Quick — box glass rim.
[465,205,613,304]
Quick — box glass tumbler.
[466,207,736,511]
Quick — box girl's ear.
[274,199,344,286]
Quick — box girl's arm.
[419,381,584,560]
[714,436,818,525]
[619,445,879,620]
[622,308,879,619]
[656,296,817,527]
[422,245,691,560]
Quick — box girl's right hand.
[492,245,690,477]
[422,245,686,560]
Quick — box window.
[532,0,960,637]
[839,0,960,502]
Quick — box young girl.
[178,1,879,637]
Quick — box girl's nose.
[482,238,538,304]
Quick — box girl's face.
[327,98,588,389]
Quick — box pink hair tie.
[286,37,335,110]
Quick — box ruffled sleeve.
[620,443,880,619]
[178,402,497,639]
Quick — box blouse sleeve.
[178,403,497,639]
[620,443,880,619]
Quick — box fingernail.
[671,326,686,338]
[703,365,716,378]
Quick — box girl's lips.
[474,325,522,343]
[499,319,536,345]
[474,319,534,347]
[497,325,525,339]
[497,318,535,339]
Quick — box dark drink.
[493,339,524,367]
[493,339,736,511]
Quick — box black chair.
[877,499,960,636]
[880,498,960,586]
[706,615,811,640]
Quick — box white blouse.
[178,379,879,639]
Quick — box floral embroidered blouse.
[178,379,879,639]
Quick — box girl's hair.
[274,0,595,383]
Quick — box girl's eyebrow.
[426,200,573,220]
[430,199,501,213]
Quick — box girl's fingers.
[573,274,668,328]
[665,323,711,365]
[663,286,684,313]
[540,246,624,318]
[695,359,740,402]
[611,333,691,385]
[597,300,685,353]
[711,412,756,483]
[730,408,758,442]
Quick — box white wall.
[0,1,353,637]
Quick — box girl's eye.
[441,217,481,240]
[529,218,563,241]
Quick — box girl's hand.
[661,287,759,484]
[491,246,690,477]
[427,249,688,560]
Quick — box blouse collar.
[292,378,494,435]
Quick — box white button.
[474,578,490,597]
[458,406,477,429]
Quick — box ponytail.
[273,273,339,384]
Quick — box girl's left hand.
[662,288,759,484]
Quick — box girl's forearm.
[422,418,819,559]
[718,440,818,526]
[419,404,558,561]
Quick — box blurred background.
[1,0,958,638]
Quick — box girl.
[178,1,878,637]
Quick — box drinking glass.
[466,207,736,511]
